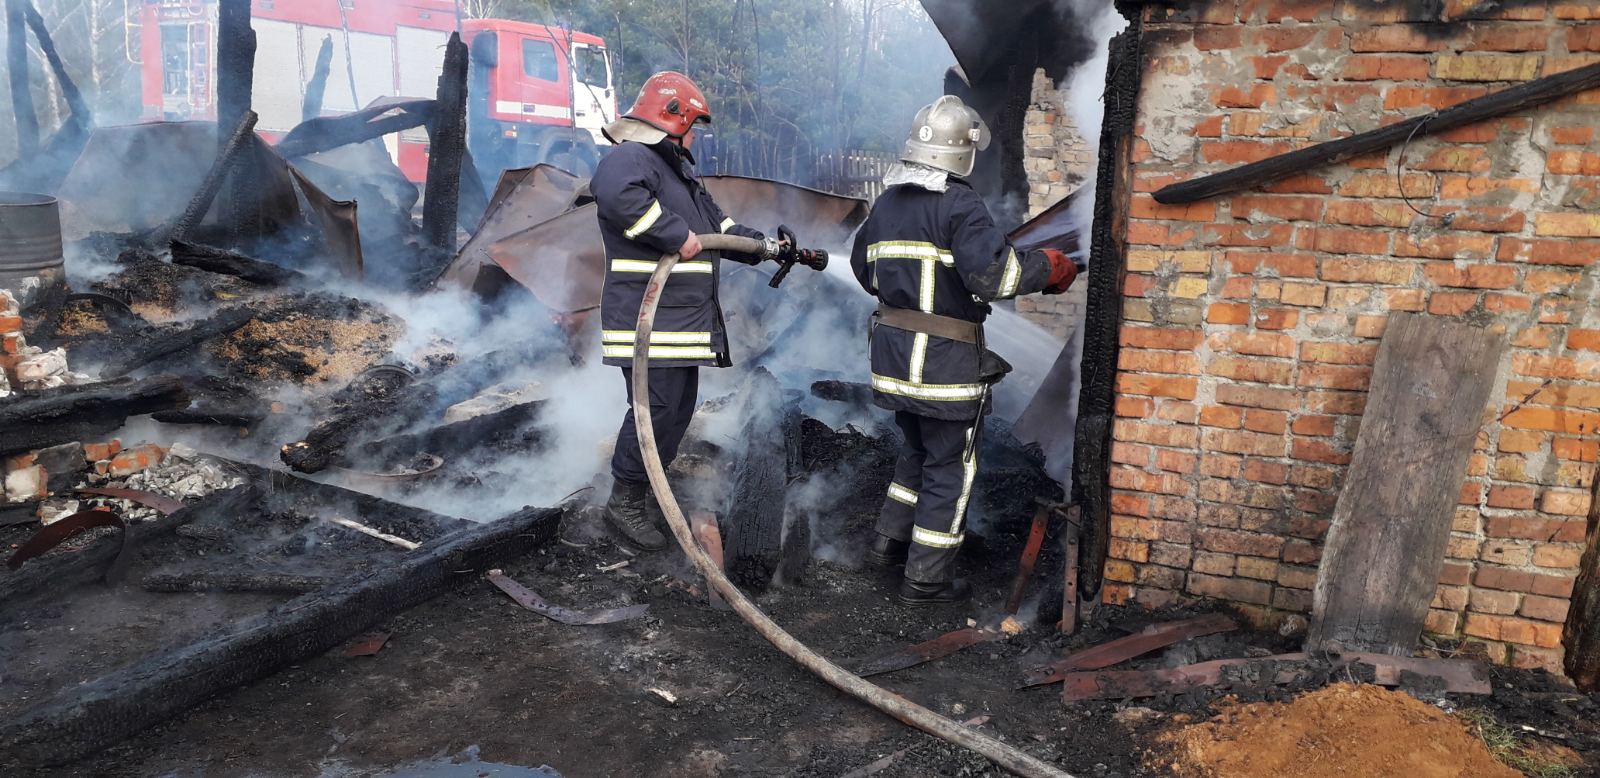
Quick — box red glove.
[1042,249,1078,295]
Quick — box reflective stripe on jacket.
[849,179,1054,420]
[592,140,765,368]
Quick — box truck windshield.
[574,46,609,89]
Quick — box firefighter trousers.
[611,366,699,486]
[874,410,979,584]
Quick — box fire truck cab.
[136,0,616,182]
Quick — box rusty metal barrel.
[0,192,64,302]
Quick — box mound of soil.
[1156,683,1520,778]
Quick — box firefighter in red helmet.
[592,72,791,550]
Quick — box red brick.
[1451,208,1526,233]
[1547,150,1600,176]
[1111,441,1150,466]
[1111,493,1152,517]
[1211,332,1295,358]
[1206,303,1250,325]
[1442,176,1542,201]
[1469,589,1521,615]
[1554,437,1599,462]
[1207,223,1296,248]
[1208,357,1295,385]
[1243,409,1288,434]
[1486,483,1538,509]
[1116,374,1199,400]
[1292,438,1351,465]
[1233,195,1325,222]
[1502,406,1600,434]
[1303,227,1391,255]
[1384,85,1491,111]
[1291,414,1336,436]
[1200,405,1244,429]
[1325,200,1416,228]
[1320,257,1415,284]
[0,315,21,334]
[1157,401,1200,424]
[1120,350,1200,375]
[1340,54,1431,80]
[1304,390,1368,415]
[1521,595,1571,623]
[1114,420,1201,449]
[1217,384,1301,411]
[1551,126,1597,144]
[1428,292,1479,316]
[1463,614,1564,648]
[1435,117,1531,144]
[1261,174,1335,195]
[1194,26,1244,50]
[1130,195,1217,222]
[1110,467,1190,496]
[1534,543,1584,569]
[1251,309,1296,331]
[1353,315,1389,338]
[1298,342,1378,365]
[1187,573,1273,606]
[1423,262,1518,289]
[1200,140,1298,165]
[1241,458,1289,485]
[1202,428,1288,457]
[1297,364,1371,390]
[1155,449,1199,474]
[1467,25,1553,51]
[1541,489,1591,516]
[1351,25,1451,52]
[1120,326,1205,350]
[1484,515,1586,543]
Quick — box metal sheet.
[436,164,586,290]
[852,627,996,678]
[1021,613,1239,688]
[290,166,364,279]
[700,176,869,250]
[1008,187,1086,256]
[485,204,606,314]
[56,122,217,239]
[486,569,649,625]
[6,509,130,583]
[76,487,185,516]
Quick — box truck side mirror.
[469,32,499,68]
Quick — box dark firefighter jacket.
[593,140,765,368]
[850,179,1055,421]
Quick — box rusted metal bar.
[1006,506,1051,615]
[1061,653,1312,702]
[1060,506,1081,634]
[853,627,997,678]
[486,568,649,625]
[1021,612,1238,688]
[690,511,728,610]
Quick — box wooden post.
[1307,314,1505,655]
[423,32,470,254]
[1061,505,1082,635]
[1070,8,1143,606]
[215,0,256,240]
[1563,471,1600,690]
[5,0,38,158]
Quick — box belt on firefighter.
[873,304,981,345]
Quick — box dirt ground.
[23,494,1600,778]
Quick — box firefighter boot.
[604,479,668,551]
[898,577,972,607]
[867,533,909,568]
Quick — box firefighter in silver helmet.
[849,95,1081,605]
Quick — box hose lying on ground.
[631,235,1075,778]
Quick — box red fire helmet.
[623,71,712,139]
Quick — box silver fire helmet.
[900,95,991,178]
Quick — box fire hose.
[631,234,1075,778]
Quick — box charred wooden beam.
[169,239,305,286]
[1156,61,1600,204]
[98,307,259,379]
[5,0,38,157]
[0,376,189,457]
[1061,653,1312,702]
[302,34,334,122]
[143,570,333,594]
[720,368,801,589]
[1071,8,1143,605]
[1021,612,1238,688]
[159,110,259,246]
[22,0,88,124]
[1,503,561,766]
[215,0,257,239]
[1565,462,1600,689]
[423,32,470,253]
[0,486,254,603]
[1308,314,1505,656]
[275,100,433,160]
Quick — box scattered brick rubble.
[0,289,92,393]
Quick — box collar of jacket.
[649,140,699,180]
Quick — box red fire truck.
[134,0,617,180]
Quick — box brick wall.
[1106,0,1600,673]
[1014,70,1095,340]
